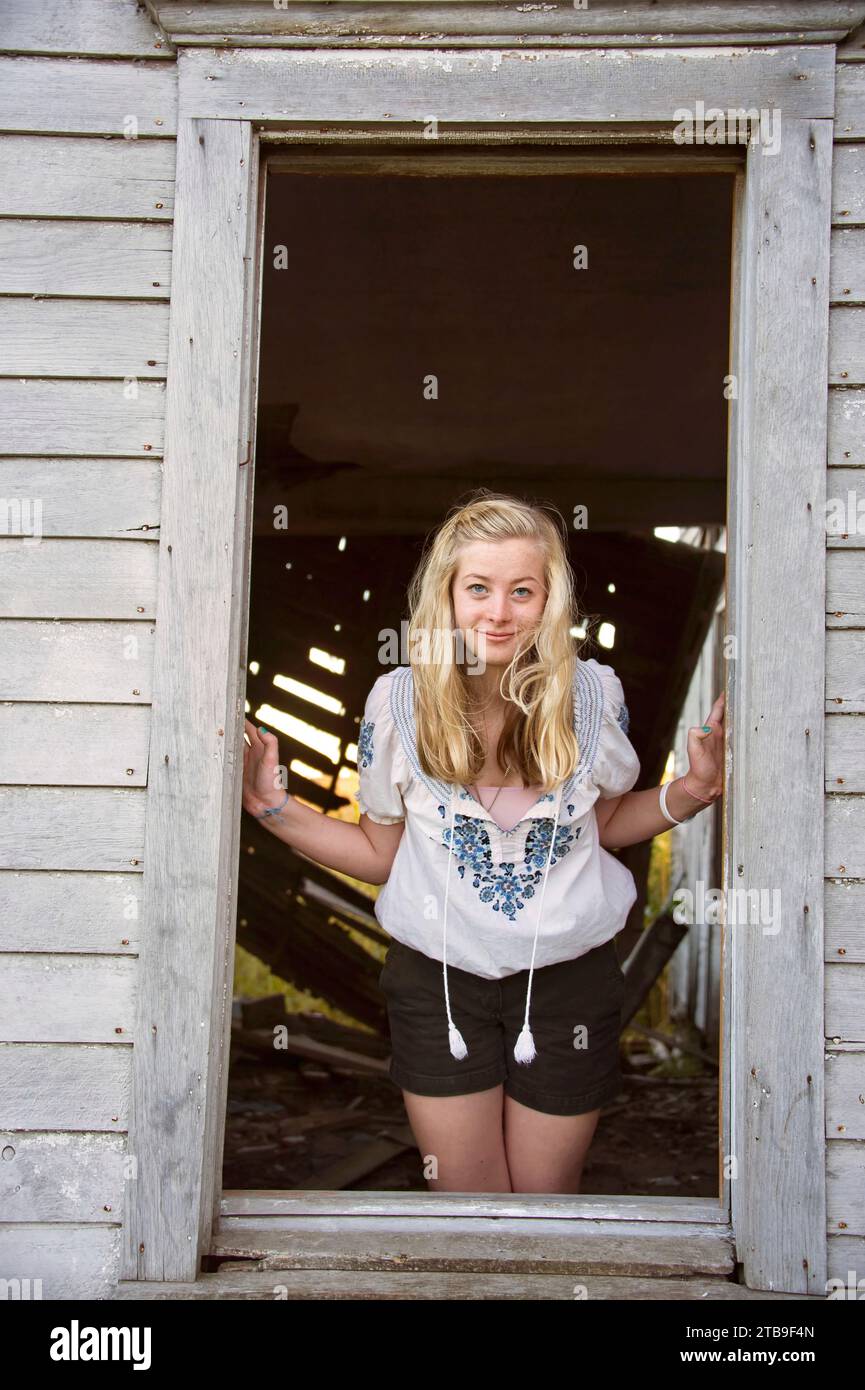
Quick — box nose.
[485,592,512,625]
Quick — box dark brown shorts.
[378,935,625,1117]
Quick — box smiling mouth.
[478,631,514,640]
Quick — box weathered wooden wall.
[0,0,176,1299]
[824,19,865,1288]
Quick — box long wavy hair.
[406,489,584,791]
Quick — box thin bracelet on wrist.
[659,776,718,827]
[253,790,290,819]
[681,775,716,804]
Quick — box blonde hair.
[406,489,583,791]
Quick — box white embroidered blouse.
[354,658,641,988]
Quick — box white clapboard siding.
[830,227,865,300]
[0,134,175,219]
[826,716,865,789]
[2,0,171,59]
[0,539,158,619]
[836,60,865,137]
[0,871,142,952]
[0,620,155,702]
[825,1050,865,1140]
[0,461,161,540]
[0,704,151,785]
[827,386,865,465]
[826,32,864,1272]
[832,143,865,222]
[0,1042,132,1129]
[825,880,865,962]
[826,963,865,1043]
[825,468,865,549]
[827,1233,865,1285]
[825,798,865,879]
[828,305,865,384]
[825,1140,865,1234]
[828,1234,865,1284]
[0,299,169,377]
[1,954,136,1043]
[0,1226,120,1300]
[0,219,172,297]
[0,56,177,136]
[826,628,865,711]
[0,788,145,871]
[827,549,865,624]
[0,380,166,456]
[0,1132,126,1222]
[0,2,176,1306]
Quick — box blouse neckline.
[473,784,544,790]
[466,784,548,832]
[386,660,607,817]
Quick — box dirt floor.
[222,1025,719,1196]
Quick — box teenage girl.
[242,491,724,1195]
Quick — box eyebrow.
[463,573,540,584]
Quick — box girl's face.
[451,538,548,670]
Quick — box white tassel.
[514,1023,536,1064]
[448,1022,468,1060]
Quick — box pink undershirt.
[471,785,545,833]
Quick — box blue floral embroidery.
[357,718,375,770]
[616,702,630,736]
[437,803,446,818]
[441,815,581,922]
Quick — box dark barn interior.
[225,149,730,1196]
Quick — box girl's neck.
[465,665,508,714]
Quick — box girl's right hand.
[242,719,288,815]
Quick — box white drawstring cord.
[513,788,562,1064]
[442,794,468,1060]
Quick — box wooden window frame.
[122,44,832,1294]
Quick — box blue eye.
[467,582,532,597]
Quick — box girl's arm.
[599,778,711,850]
[598,691,725,851]
[243,720,404,885]
[594,793,624,840]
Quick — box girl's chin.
[465,639,516,669]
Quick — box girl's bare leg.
[400,1085,513,1192]
[502,1095,601,1194]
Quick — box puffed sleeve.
[587,659,641,798]
[353,673,407,824]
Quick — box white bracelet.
[659,781,683,826]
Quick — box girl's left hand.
[685,691,725,799]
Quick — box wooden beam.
[266,149,744,176]
[121,118,260,1284]
[149,2,865,49]
[177,46,835,125]
[111,1269,817,1300]
[726,121,831,1295]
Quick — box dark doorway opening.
[224,146,731,1198]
